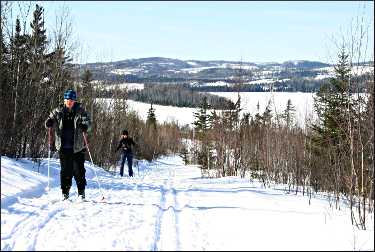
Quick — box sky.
[1,154,374,250]
[9,1,375,64]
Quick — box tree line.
[124,83,235,110]
[188,49,374,229]
[0,3,182,171]
[1,3,73,159]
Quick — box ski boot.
[62,192,69,201]
[78,189,85,200]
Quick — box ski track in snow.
[1,155,374,251]
[1,158,198,251]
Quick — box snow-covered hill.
[77,57,349,83]
[1,155,374,251]
[81,57,373,94]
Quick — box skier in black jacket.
[45,89,91,200]
[115,130,136,177]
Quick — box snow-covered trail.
[1,156,199,251]
[1,156,374,251]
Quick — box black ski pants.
[120,152,133,177]
[59,148,86,194]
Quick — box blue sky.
[32,1,374,63]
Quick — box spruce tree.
[312,47,353,145]
[193,96,210,139]
[30,4,47,56]
[9,18,30,156]
[193,96,212,171]
[0,22,11,155]
[310,47,354,192]
[26,4,49,158]
[146,102,157,129]
[262,100,273,126]
[80,68,95,120]
[253,101,262,126]
[283,99,296,129]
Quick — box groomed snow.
[1,155,374,251]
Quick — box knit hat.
[64,89,77,101]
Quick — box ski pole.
[47,128,52,191]
[83,132,105,201]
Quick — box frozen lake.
[98,92,318,128]
[210,92,317,128]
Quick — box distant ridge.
[74,57,371,84]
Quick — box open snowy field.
[1,155,374,251]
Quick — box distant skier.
[45,89,91,200]
[115,130,136,177]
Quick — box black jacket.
[116,137,136,154]
[45,102,91,153]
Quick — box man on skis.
[115,130,136,177]
[45,89,91,200]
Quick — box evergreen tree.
[262,100,273,126]
[8,18,31,156]
[283,99,296,129]
[252,101,262,126]
[222,94,242,131]
[312,47,353,144]
[30,4,47,56]
[79,68,95,120]
[26,4,50,158]
[310,47,355,192]
[82,68,93,86]
[146,102,157,129]
[193,96,211,139]
[193,96,213,171]
[0,21,12,155]
[179,145,189,165]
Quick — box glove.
[79,123,88,132]
[46,118,54,128]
